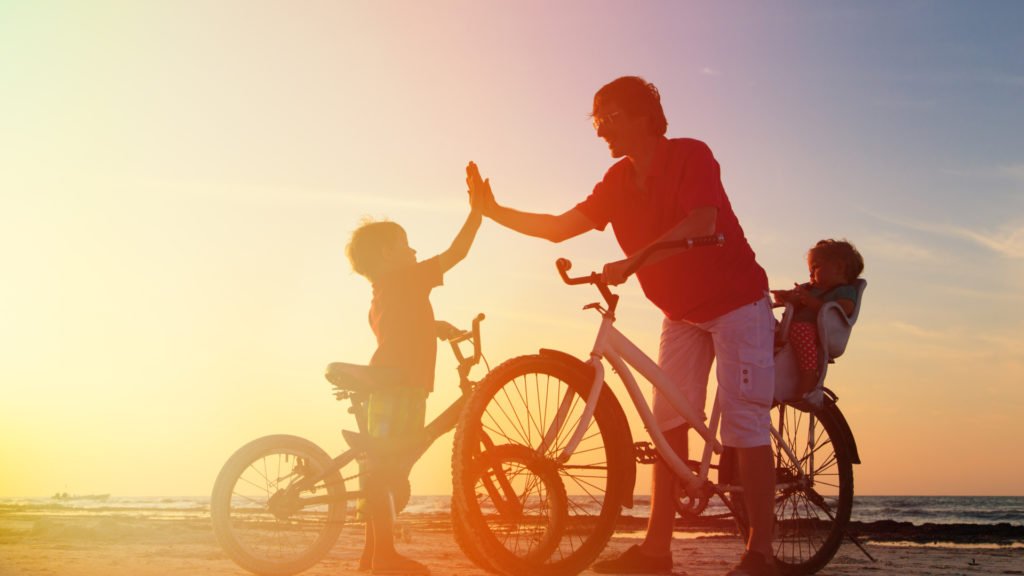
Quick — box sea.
[1,495,1021,528]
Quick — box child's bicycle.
[450,234,870,576]
[210,314,551,576]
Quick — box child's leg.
[359,518,375,571]
[789,322,820,394]
[365,387,429,574]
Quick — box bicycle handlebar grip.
[471,313,485,362]
[556,258,573,283]
[691,232,726,247]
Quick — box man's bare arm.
[602,206,718,284]
[488,204,595,243]
[466,161,594,243]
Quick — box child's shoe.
[725,550,778,576]
[371,553,429,575]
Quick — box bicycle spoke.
[764,403,852,573]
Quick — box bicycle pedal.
[633,441,659,464]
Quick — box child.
[344,169,483,575]
[771,239,864,396]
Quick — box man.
[467,76,777,576]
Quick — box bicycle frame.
[297,314,488,496]
[553,308,813,500]
[549,237,812,499]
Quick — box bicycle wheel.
[452,354,633,576]
[739,403,853,575]
[457,444,569,572]
[211,435,346,576]
[452,498,500,573]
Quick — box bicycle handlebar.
[623,232,725,278]
[556,234,725,316]
[557,233,725,286]
[446,313,485,370]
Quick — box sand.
[0,512,1022,576]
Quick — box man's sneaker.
[591,544,673,574]
[725,550,778,576]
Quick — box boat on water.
[51,492,110,502]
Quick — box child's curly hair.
[810,239,864,283]
[345,218,406,281]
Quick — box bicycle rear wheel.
[211,435,345,576]
[452,354,633,576]
[756,403,854,575]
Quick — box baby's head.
[807,239,864,285]
[346,218,416,282]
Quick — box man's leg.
[644,316,714,554]
[706,297,778,575]
[640,425,687,555]
[737,445,774,557]
[591,317,711,574]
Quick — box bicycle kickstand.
[845,528,877,563]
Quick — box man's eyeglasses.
[592,110,623,131]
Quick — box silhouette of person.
[468,76,778,576]
[345,188,483,575]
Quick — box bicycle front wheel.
[457,444,569,571]
[766,403,854,575]
[452,354,633,576]
[211,435,346,576]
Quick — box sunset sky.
[2,1,1022,498]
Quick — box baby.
[771,239,864,396]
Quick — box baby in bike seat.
[771,239,865,403]
[343,192,482,575]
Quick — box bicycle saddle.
[324,362,400,393]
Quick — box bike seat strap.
[324,362,400,393]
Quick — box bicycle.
[210,314,558,576]
[451,234,866,576]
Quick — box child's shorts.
[789,322,820,373]
[367,386,427,440]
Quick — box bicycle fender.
[823,402,860,465]
[538,348,638,508]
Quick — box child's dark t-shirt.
[369,256,444,392]
[792,283,858,324]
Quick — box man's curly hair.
[593,76,668,137]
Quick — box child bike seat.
[774,279,867,407]
[324,362,400,394]
[817,278,867,360]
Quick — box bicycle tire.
[211,435,345,576]
[456,444,569,573]
[735,403,853,575]
[452,497,500,573]
[451,354,633,576]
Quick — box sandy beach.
[1,511,1022,576]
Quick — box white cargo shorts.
[653,296,776,448]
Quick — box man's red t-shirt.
[575,137,767,323]
[369,256,443,392]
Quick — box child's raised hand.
[465,161,495,216]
